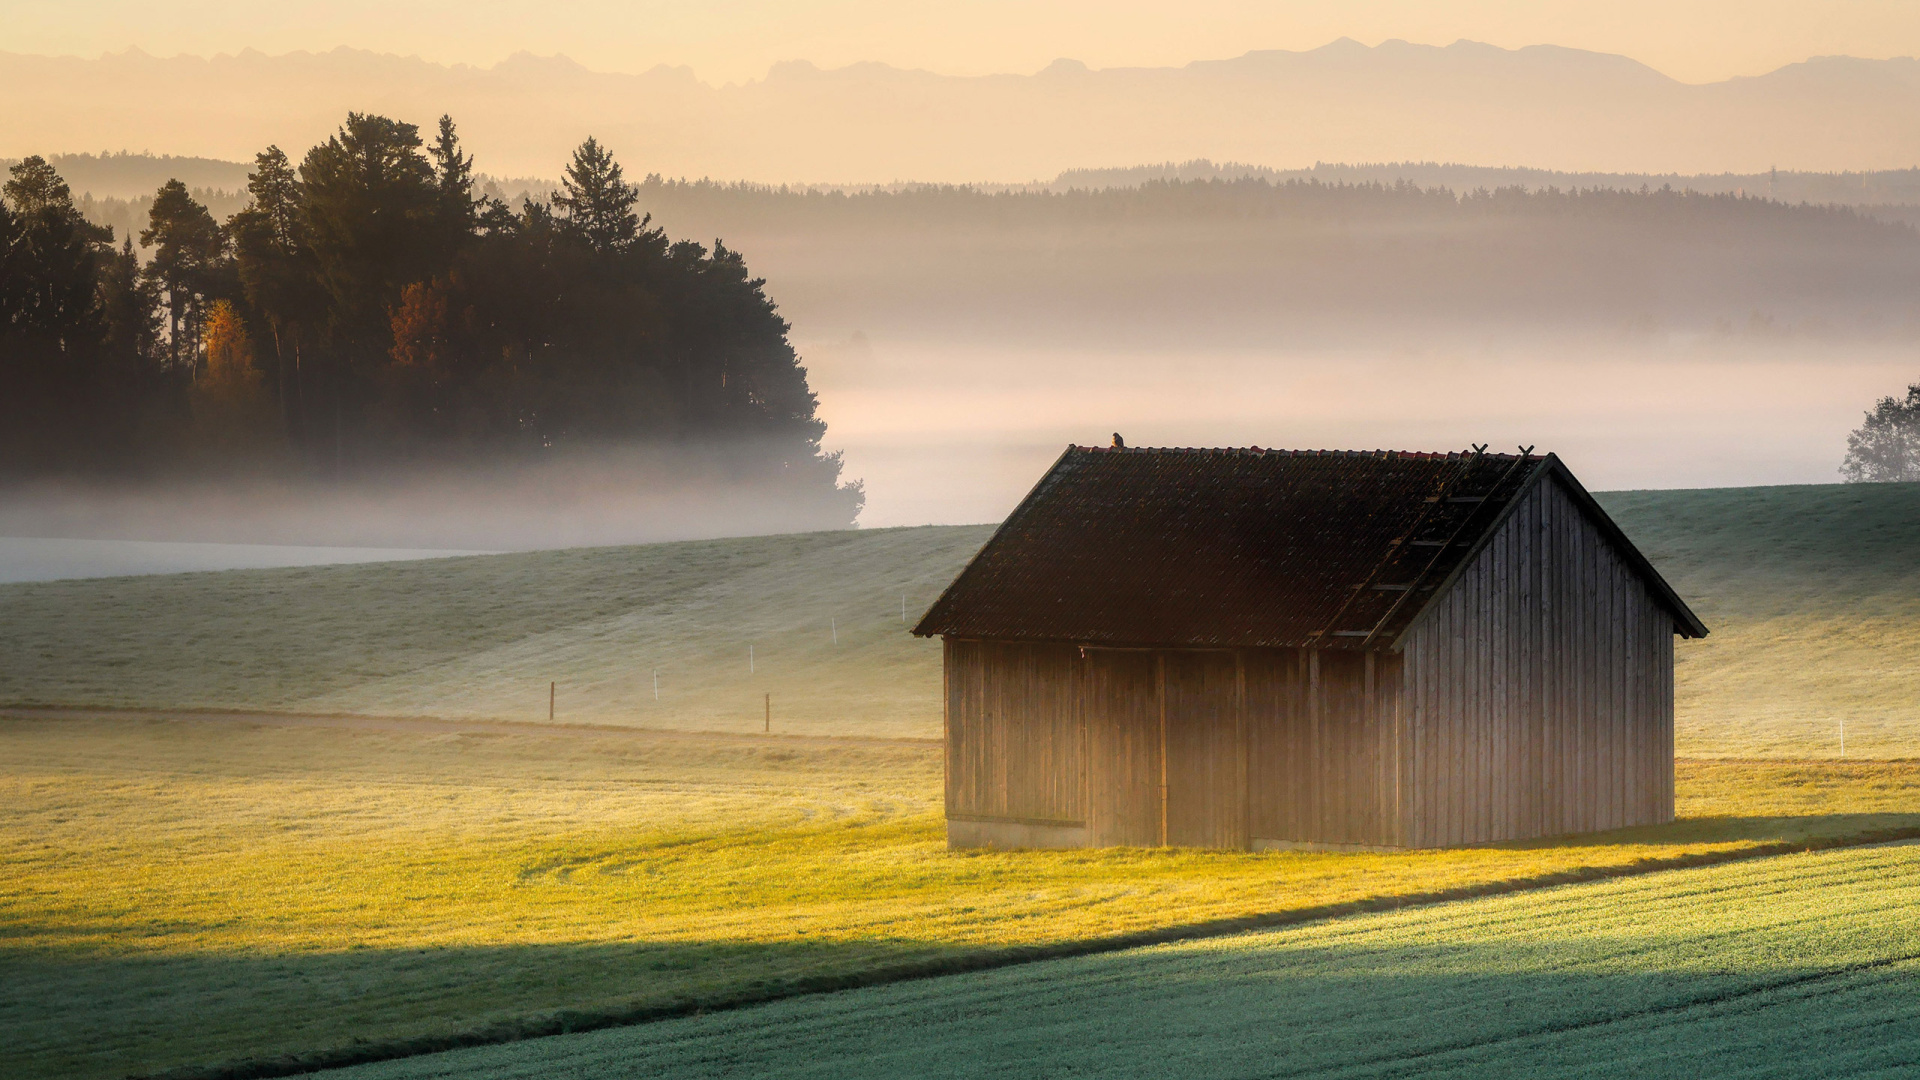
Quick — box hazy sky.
[6,0,1917,84]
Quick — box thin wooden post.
[652,669,658,702]
[765,692,771,733]
[549,681,555,722]
[749,644,754,674]
[901,593,907,623]
[832,617,837,645]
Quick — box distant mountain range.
[4,39,1920,182]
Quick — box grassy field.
[7,482,1920,1077]
[319,839,1920,1080]
[0,525,990,738]
[4,482,1920,752]
[5,714,1920,1080]
[1601,482,1920,758]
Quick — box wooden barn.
[911,446,1708,851]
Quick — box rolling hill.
[3,481,1919,753]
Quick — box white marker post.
[652,669,658,702]
[750,644,755,675]
[901,593,906,623]
[832,617,837,645]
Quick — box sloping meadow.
[6,484,1920,753]
[8,484,1920,1078]
[0,524,990,738]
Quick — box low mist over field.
[654,178,1920,523]
[14,155,1920,533]
[10,30,1920,537]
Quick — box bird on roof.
[1112,433,1125,448]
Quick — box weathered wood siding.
[1162,652,1246,848]
[944,639,1085,832]
[944,470,1678,850]
[1398,474,1676,847]
[1245,649,1403,849]
[1084,650,1160,845]
[946,642,1400,849]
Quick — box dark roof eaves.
[910,444,1078,637]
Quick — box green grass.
[6,483,1920,752]
[318,839,1920,1080]
[8,484,1920,1077]
[1599,482,1920,757]
[0,524,990,738]
[4,715,1919,1080]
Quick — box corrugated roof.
[913,446,1706,649]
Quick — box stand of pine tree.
[0,115,861,527]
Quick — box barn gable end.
[1397,468,1678,847]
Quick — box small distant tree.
[1841,383,1920,482]
[553,137,643,251]
[428,115,478,223]
[3,155,74,214]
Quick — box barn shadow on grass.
[1494,811,1920,851]
[20,868,1920,1080]
[1,937,978,1080]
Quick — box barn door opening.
[1161,652,1246,848]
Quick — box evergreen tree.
[554,137,643,251]
[96,237,161,370]
[299,113,443,348]
[140,180,228,373]
[3,155,75,215]
[1,156,112,348]
[429,115,478,225]
[1,158,123,470]
[230,145,324,427]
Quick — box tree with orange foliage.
[389,279,452,369]
[191,300,281,459]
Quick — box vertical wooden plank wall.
[944,639,1086,826]
[1162,652,1245,847]
[1084,650,1163,845]
[1245,648,1403,849]
[1398,476,1677,847]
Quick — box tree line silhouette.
[0,113,860,525]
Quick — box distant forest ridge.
[14,150,1920,204]
[11,151,1920,252]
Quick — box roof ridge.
[1072,445,1520,459]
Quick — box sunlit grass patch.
[5,717,1919,1080]
[318,841,1920,1080]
